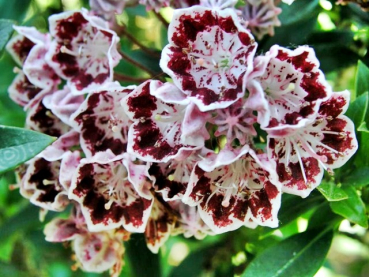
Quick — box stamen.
[43,179,56,185]
[13,67,22,74]
[111,125,119,132]
[104,199,114,210]
[60,45,79,56]
[167,174,174,181]
[140,117,146,123]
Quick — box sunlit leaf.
[330,186,368,228]
[356,60,369,97]
[341,166,369,187]
[242,228,333,277]
[346,92,368,129]
[0,126,55,174]
[0,19,14,54]
[125,234,162,277]
[317,182,348,202]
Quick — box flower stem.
[119,49,157,77]
[114,72,149,83]
[153,11,169,29]
[121,27,161,58]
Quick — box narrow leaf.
[317,182,348,202]
[0,19,14,53]
[0,126,55,174]
[242,228,333,277]
[355,60,369,97]
[330,186,368,228]
[345,92,368,129]
[125,234,162,277]
[279,0,320,26]
[341,166,369,187]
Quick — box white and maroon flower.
[267,90,358,197]
[210,98,257,145]
[26,100,70,137]
[122,80,207,163]
[183,147,281,233]
[145,199,175,253]
[240,0,282,40]
[44,207,125,277]
[199,0,238,9]
[249,45,332,134]
[69,160,153,232]
[8,72,52,109]
[7,26,60,90]
[46,9,121,93]
[19,157,69,212]
[38,130,80,161]
[149,150,202,201]
[89,0,126,20]
[139,0,170,11]
[43,85,85,126]
[73,229,125,276]
[171,201,214,239]
[71,83,134,160]
[160,6,257,111]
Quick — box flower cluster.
[7,1,358,276]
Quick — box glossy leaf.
[317,182,348,202]
[345,92,368,129]
[242,228,333,277]
[125,234,162,277]
[278,0,320,26]
[0,126,55,174]
[356,60,369,97]
[277,192,324,227]
[0,19,14,54]
[330,186,368,228]
[341,166,369,187]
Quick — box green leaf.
[278,0,320,26]
[0,19,14,54]
[0,126,55,174]
[345,92,368,129]
[125,234,161,277]
[242,228,333,277]
[330,186,368,228]
[317,182,348,202]
[0,205,39,241]
[357,121,369,133]
[355,60,369,97]
[277,192,324,227]
[355,132,369,166]
[341,166,369,187]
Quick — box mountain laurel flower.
[4,3,360,277]
[160,6,257,111]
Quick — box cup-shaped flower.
[267,90,358,197]
[46,9,121,93]
[249,45,331,135]
[160,6,257,111]
[71,83,135,160]
[69,159,153,232]
[183,147,281,233]
[122,80,207,163]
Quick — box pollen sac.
[160,6,257,111]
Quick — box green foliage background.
[0,0,369,276]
